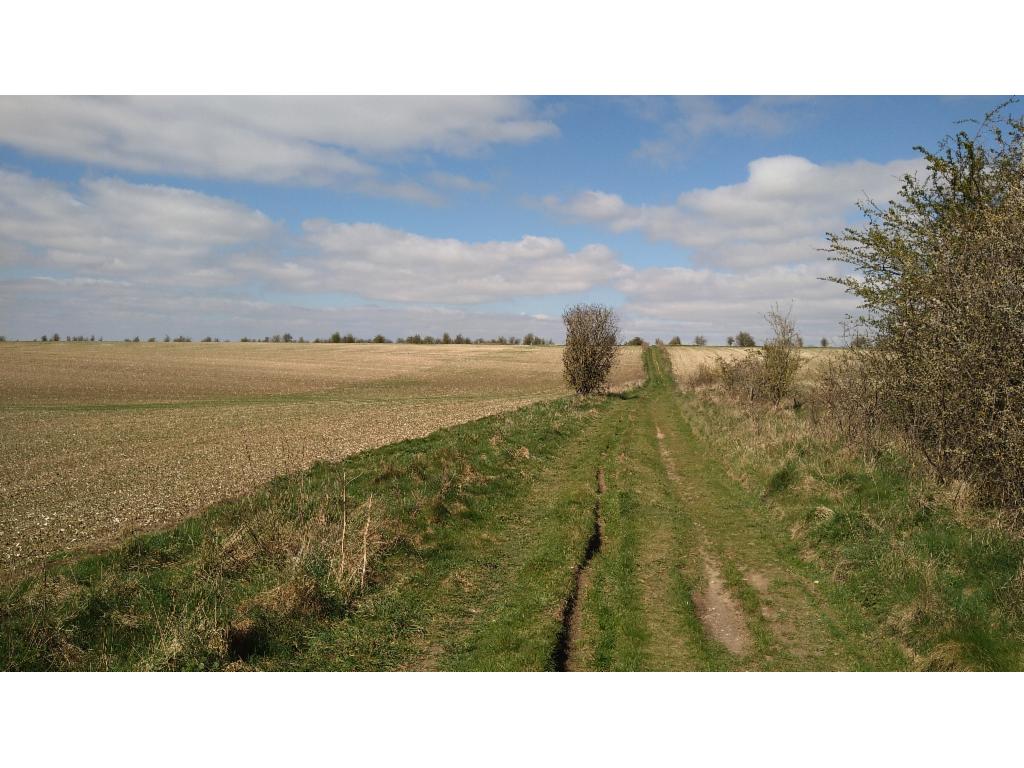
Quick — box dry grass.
[0,342,643,573]
[665,345,840,388]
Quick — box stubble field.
[0,342,643,573]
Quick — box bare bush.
[707,305,803,404]
[562,303,620,395]
[759,304,803,404]
[828,104,1024,512]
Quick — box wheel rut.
[551,466,605,672]
[655,422,753,658]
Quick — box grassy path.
[3,345,910,670]
[570,346,907,670]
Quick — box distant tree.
[202,336,213,342]
[52,333,60,342]
[372,334,388,343]
[726,336,735,347]
[40,334,48,342]
[562,303,620,395]
[164,335,171,342]
[736,331,756,347]
[820,337,829,348]
[329,331,342,343]
[668,336,682,346]
[282,333,293,343]
[626,336,645,346]
[441,332,452,344]
[694,335,707,346]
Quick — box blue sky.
[0,96,1010,342]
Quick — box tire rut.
[551,466,605,672]
[655,423,753,658]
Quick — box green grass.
[679,379,1024,671]
[5,345,1022,671]
[2,394,625,670]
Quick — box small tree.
[626,336,645,346]
[562,303,620,395]
[668,336,682,346]
[736,331,756,347]
[726,336,735,347]
[820,337,829,348]
[694,335,707,346]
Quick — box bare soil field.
[0,342,643,572]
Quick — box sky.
[0,95,1010,343]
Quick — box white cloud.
[240,222,627,303]
[0,276,568,342]
[617,262,860,343]
[0,97,557,186]
[545,155,925,267]
[0,169,274,279]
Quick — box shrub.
[562,303,620,395]
[668,336,682,346]
[735,331,755,347]
[701,306,803,404]
[625,336,645,346]
[828,104,1024,512]
[758,304,803,404]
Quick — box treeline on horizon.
[9,331,556,345]
[0,331,869,347]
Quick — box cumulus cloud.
[545,154,925,268]
[0,169,276,282]
[238,222,627,303]
[0,97,557,186]
[0,169,630,339]
[0,276,569,342]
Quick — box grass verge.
[2,392,630,671]
[678,379,1024,670]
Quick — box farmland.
[3,344,1023,671]
[0,342,644,572]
